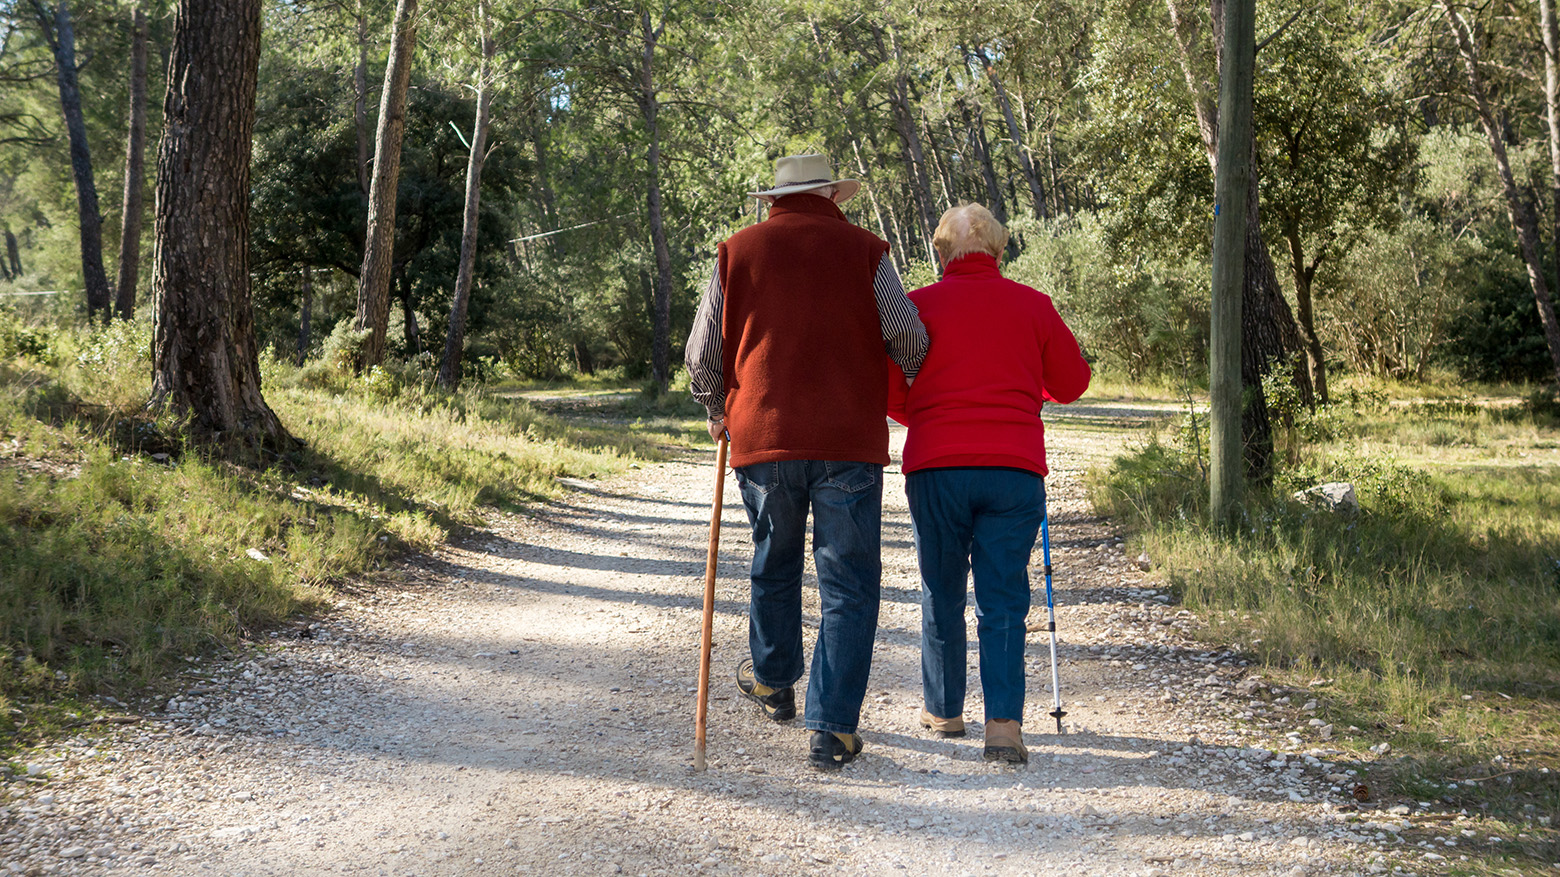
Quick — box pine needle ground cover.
[1088,383,1559,867]
[0,315,679,751]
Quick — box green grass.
[0,312,692,753]
[1089,383,1559,864]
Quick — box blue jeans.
[906,468,1045,723]
[734,459,883,735]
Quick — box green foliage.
[1442,264,1557,383]
[0,307,52,363]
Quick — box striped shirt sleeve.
[875,255,928,379]
[685,263,725,419]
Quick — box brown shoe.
[983,719,1027,764]
[919,708,966,738]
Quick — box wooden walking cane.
[693,433,728,772]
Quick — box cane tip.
[693,747,706,772]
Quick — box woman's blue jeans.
[734,459,883,735]
[906,468,1045,723]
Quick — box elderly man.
[685,154,928,770]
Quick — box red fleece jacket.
[887,252,1090,476]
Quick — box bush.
[1442,269,1557,383]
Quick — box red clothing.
[888,252,1090,476]
[719,194,893,468]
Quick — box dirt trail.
[3,403,1420,876]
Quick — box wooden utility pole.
[1209,0,1255,522]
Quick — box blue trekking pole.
[1040,497,1066,733]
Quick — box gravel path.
[3,409,1432,876]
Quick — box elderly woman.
[888,203,1090,764]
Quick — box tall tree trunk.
[960,96,1019,259]
[437,0,493,391]
[32,0,111,322]
[530,100,563,257]
[639,9,673,392]
[1542,0,1560,308]
[354,0,371,200]
[114,3,148,320]
[1045,132,1070,216]
[4,230,20,278]
[398,263,419,354]
[972,46,1047,220]
[1442,0,1560,387]
[1284,225,1329,404]
[353,0,417,369]
[877,23,938,263]
[150,0,288,449]
[849,138,896,266]
[296,264,313,366]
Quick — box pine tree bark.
[353,0,417,369]
[1442,0,1560,387]
[114,3,148,320]
[972,46,1048,220]
[150,0,288,450]
[638,9,673,392]
[437,0,493,391]
[32,0,111,322]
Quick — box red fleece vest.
[718,194,892,468]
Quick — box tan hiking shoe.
[918,708,966,738]
[983,719,1027,764]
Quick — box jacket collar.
[768,192,848,222]
[942,251,1001,277]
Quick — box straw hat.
[748,154,860,203]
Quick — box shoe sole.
[808,753,854,771]
[921,723,966,739]
[982,746,1028,765]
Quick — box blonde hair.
[932,203,1009,262]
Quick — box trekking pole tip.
[694,746,706,772]
[1050,708,1067,734]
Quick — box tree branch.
[1256,4,1317,55]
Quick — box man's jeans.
[906,468,1045,723]
[734,459,883,735]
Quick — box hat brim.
[748,179,860,204]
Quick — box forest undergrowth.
[0,314,685,753]
[1087,373,1560,854]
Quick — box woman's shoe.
[983,719,1027,764]
[918,708,966,738]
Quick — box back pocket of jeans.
[823,460,879,493]
[735,461,780,496]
